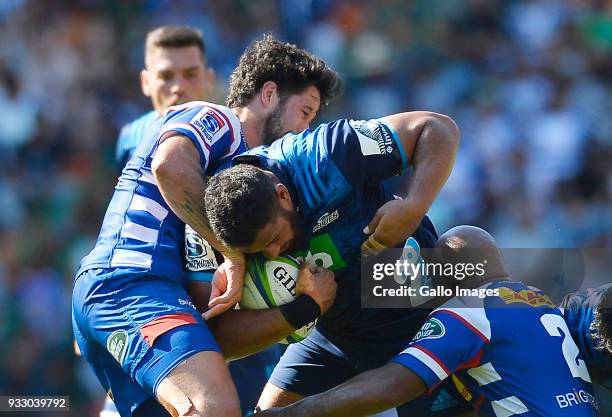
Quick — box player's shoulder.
[118,110,159,138]
[432,289,491,341]
[163,101,238,126]
[431,281,531,342]
[561,283,612,311]
[161,101,243,150]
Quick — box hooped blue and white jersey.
[392,280,599,417]
[77,101,246,284]
[235,118,438,341]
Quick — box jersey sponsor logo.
[498,287,555,308]
[555,389,598,410]
[350,119,394,156]
[106,330,128,365]
[192,108,227,142]
[178,298,197,310]
[313,210,340,233]
[430,389,459,412]
[294,233,346,271]
[185,226,218,272]
[413,318,446,342]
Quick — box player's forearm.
[403,113,459,215]
[208,308,294,360]
[152,135,226,252]
[264,364,424,417]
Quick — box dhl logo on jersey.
[497,287,554,307]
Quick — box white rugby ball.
[240,254,317,344]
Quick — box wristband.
[279,295,321,329]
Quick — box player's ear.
[260,81,279,110]
[276,183,293,211]
[141,69,152,97]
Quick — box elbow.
[151,152,178,187]
[428,113,460,151]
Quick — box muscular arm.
[259,363,427,417]
[364,112,460,250]
[385,111,460,217]
[152,134,225,250]
[208,308,294,360]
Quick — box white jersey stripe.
[467,362,502,386]
[491,396,529,417]
[128,195,168,222]
[434,307,491,342]
[121,221,159,242]
[139,169,157,185]
[110,249,152,268]
[401,347,448,381]
[162,123,210,160]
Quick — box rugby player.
[115,26,215,170]
[73,36,341,417]
[561,283,612,389]
[204,111,473,416]
[113,26,288,416]
[255,226,599,417]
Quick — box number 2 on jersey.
[540,313,591,383]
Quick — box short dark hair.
[226,34,342,108]
[145,26,206,62]
[205,164,279,248]
[593,286,612,353]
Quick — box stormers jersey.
[392,280,598,417]
[234,118,438,341]
[115,110,160,171]
[561,283,612,389]
[77,101,246,284]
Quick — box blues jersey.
[77,102,246,285]
[116,110,160,171]
[561,283,612,389]
[392,280,598,417]
[235,118,437,341]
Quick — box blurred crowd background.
[0,0,610,415]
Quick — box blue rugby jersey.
[77,102,246,284]
[115,110,160,171]
[561,283,612,389]
[235,118,437,341]
[392,281,598,417]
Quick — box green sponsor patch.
[107,330,128,365]
[294,233,346,271]
[413,318,445,342]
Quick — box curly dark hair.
[226,34,342,108]
[592,285,612,353]
[205,164,279,248]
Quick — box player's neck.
[232,106,264,148]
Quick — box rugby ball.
[240,254,317,344]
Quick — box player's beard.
[261,99,287,146]
[282,207,305,253]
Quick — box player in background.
[561,283,612,411]
[204,111,473,416]
[115,26,216,170]
[561,283,612,388]
[114,26,285,416]
[255,226,599,417]
[73,36,341,417]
